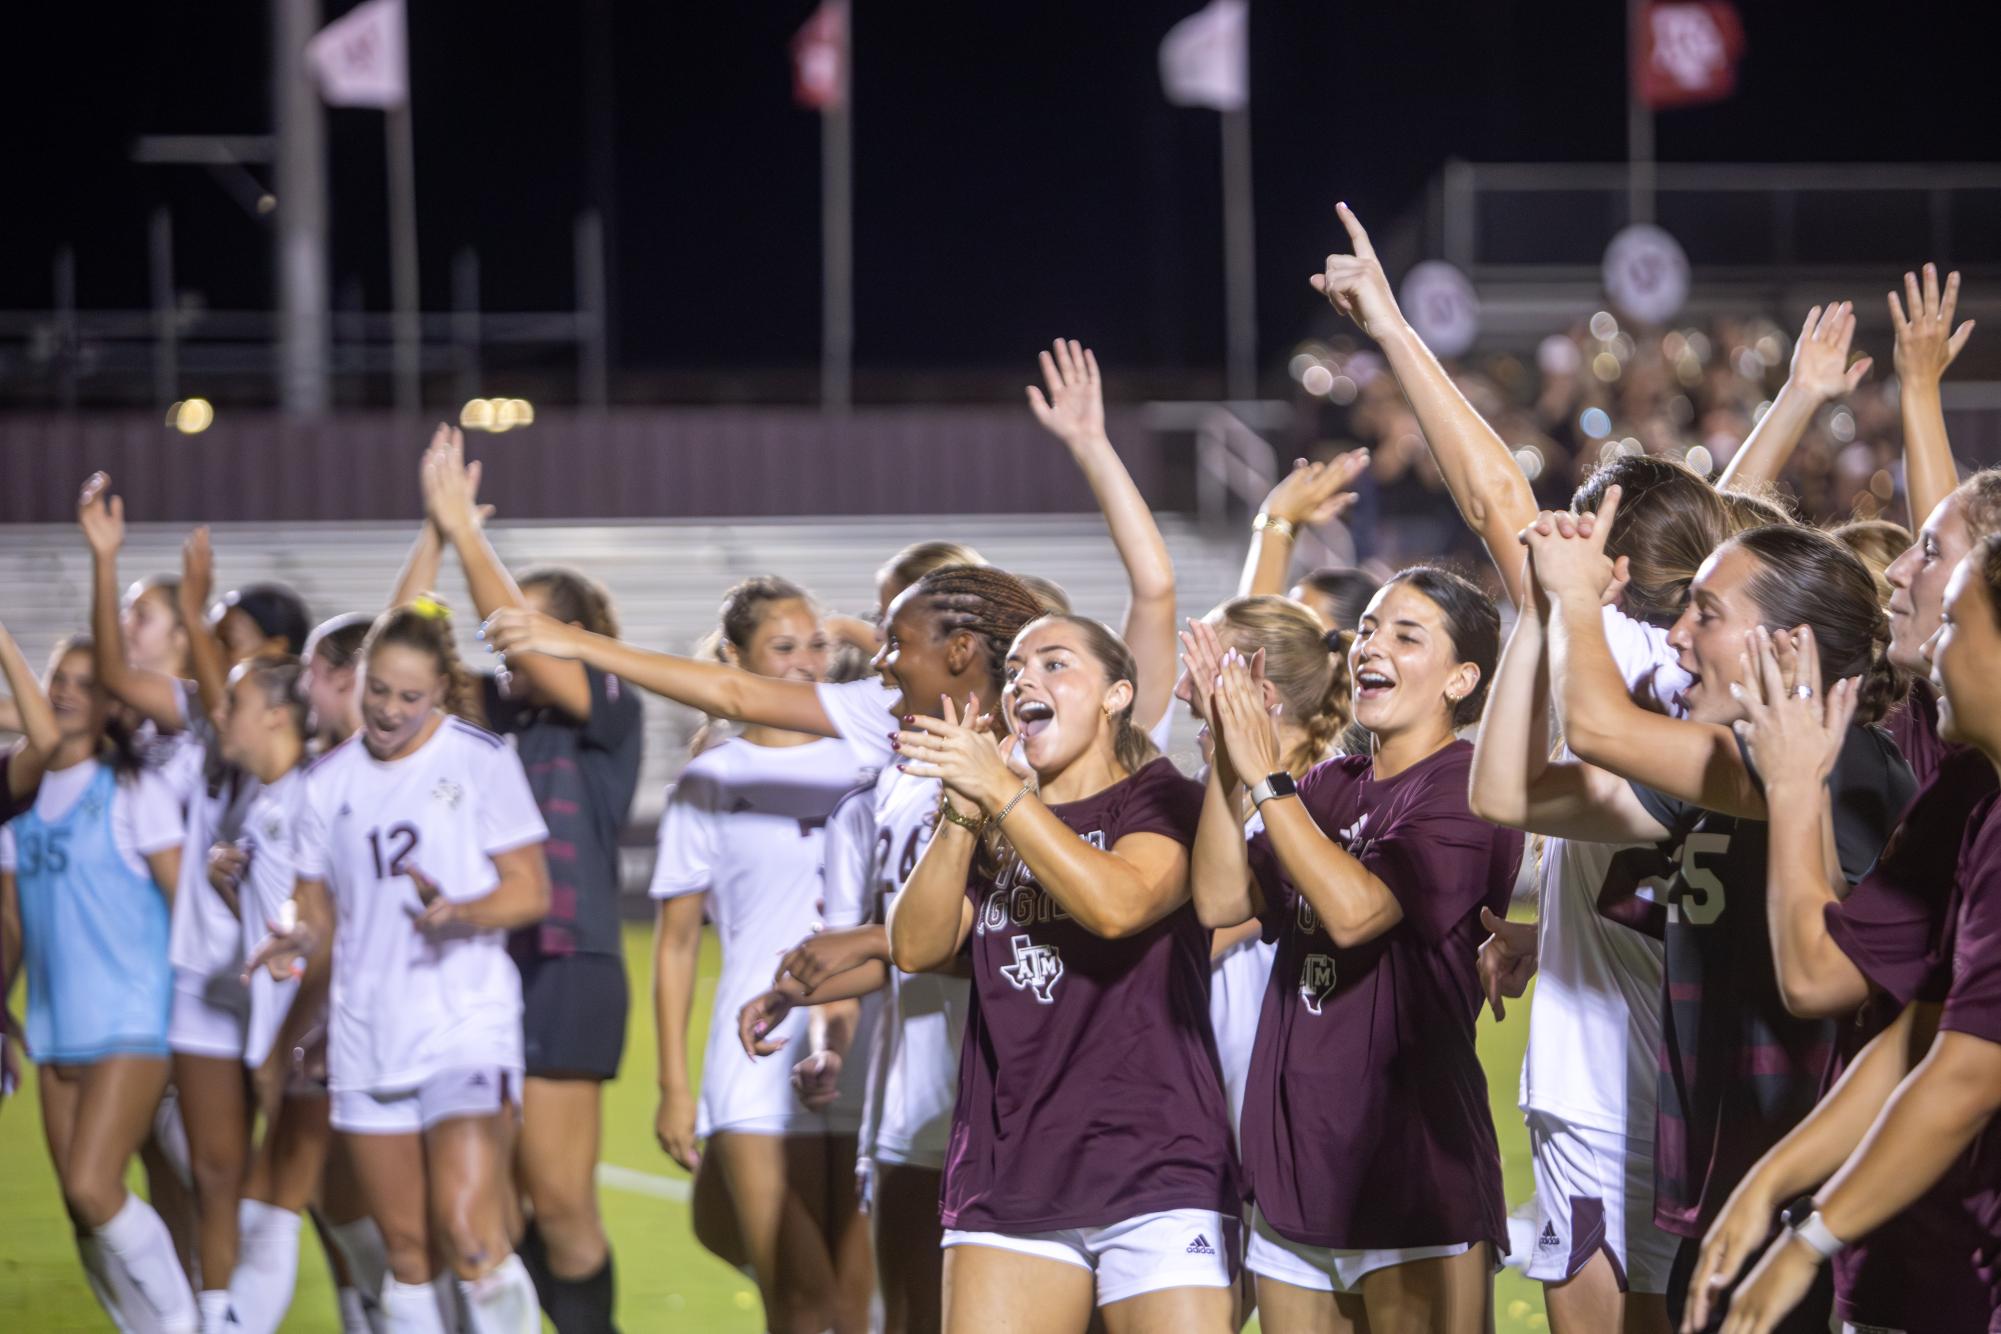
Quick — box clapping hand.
[1730,625,1856,788]
[1259,452,1369,530]
[895,694,1015,812]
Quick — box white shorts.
[167,969,248,1060]
[1523,1111,1677,1294]
[943,1209,1234,1307]
[1247,1207,1471,1293]
[330,1066,520,1136]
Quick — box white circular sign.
[1602,224,1690,326]
[1399,261,1481,359]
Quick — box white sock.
[227,1201,301,1334]
[197,1289,234,1333]
[456,1254,538,1334]
[77,1235,140,1333]
[327,1216,390,1307]
[335,1284,376,1334]
[381,1277,449,1334]
[96,1192,200,1334]
[151,1089,195,1190]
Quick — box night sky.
[6,1,1999,400]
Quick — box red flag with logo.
[792,1,848,112]
[1636,2,1745,109]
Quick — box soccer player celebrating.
[249,599,551,1334]
[889,615,1237,1332]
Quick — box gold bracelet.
[938,801,987,836]
[993,781,1034,826]
[1252,512,1298,542]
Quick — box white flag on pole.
[307,0,408,109]
[1160,0,1248,111]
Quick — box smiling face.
[732,597,829,684]
[122,584,187,675]
[1003,618,1131,776]
[360,642,448,758]
[1664,542,1768,725]
[874,591,959,720]
[1925,554,2001,750]
[1347,582,1477,740]
[45,645,108,744]
[216,669,278,769]
[216,606,276,665]
[1886,491,1975,674]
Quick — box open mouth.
[1015,698,1055,739]
[1354,668,1395,701]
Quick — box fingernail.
[903,715,915,725]
[890,738,901,751]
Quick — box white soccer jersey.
[295,718,549,1094]
[1519,606,1679,1137]
[651,735,877,1137]
[240,768,310,1068]
[817,677,900,769]
[1209,807,1273,1142]
[858,765,968,1170]
[815,782,880,1127]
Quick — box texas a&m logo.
[999,934,1064,1003]
[1299,953,1336,1015]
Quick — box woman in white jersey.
[652,577,876,1334]
[1,634,200,1334]
[249,598,551,1334]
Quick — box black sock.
[516,1220,556,1313]
[543,1251,616,1334]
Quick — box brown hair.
[1573,456,1740,625]
[1016,614,1159,776]
[1957,467,2001,542]
[905,566,1050,702]
[1829,519,1911,606]
[1292,567,1382,632]
[1733,525,1903,724]
[47,634,144,775]
[718,576,817,653]
[1015,573,1072,615]
[304,613,371,670]
[361,597,484,725]
[520,567,620,640]
[1213,595,1349,777]
[877,541,986,600]
[1977,534,2001,627]
[233,653,310,740]
[1379,566,1501,728]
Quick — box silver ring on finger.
[1791,683,1814,700]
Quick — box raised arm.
[177,528,232,723]
[1534,494,1764,819]
[1890,264,1975,528]
[421,426,594,721]
[1717,302,1871,496]
[78,473,187,730]
[0,623,59,796]
[652,892,705,1171]
[1313,203,1536,606]
[390,523,445,611]
[1683,999,1934,1330]
[1026,340,1179,730]
[1238,454,1368,599]
[481,610,841,739]
[1735,628,1871,1017]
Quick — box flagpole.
[387,92,421,415]
[1627,0,1655,225]
[274,0,329,416]
[821,2,853,414]
[1220,101,1256,402]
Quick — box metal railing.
[1151,399,1355,574]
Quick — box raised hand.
[737,989,796,1059]
[1786,302,1872,403]
[791,1050,843,1111]
[1730,626,1856,787]
[480,607,586,661]
[1025,338,1108,452]
[895,694,1017,811]
[1522,486,1622,604]
[180,527,215,623]
[1889,262,1975,387]
[1260,451,1370,529]
[419,423,492,542]
[655,1086,701,1172]
[1308,203,1404,340]
[77,472,125,558]
[1211,649,1281,788]
[1476,907,1537,1021]
[1178,617,1230,729]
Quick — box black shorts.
[518,951,629,1081]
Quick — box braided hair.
[904,565,1048,702]
[1213,595,1351,777]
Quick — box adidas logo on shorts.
[1186,1234,1216,1256]
[1537,1221,1562,1249]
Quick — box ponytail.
[1213,596,1353,777]
[1734,526,1904,726]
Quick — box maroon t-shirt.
[1820,693,1998,1328]
[1239,742,1522,1250]
[940,757,1238,1232]
[1885,680,1952,790]
[1922,790,2001,1326]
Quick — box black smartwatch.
[1249,771,1297,808]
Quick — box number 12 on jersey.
[368,823,421,880]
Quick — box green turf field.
[0,923,1550,1332]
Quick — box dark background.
[5,1,1998,397]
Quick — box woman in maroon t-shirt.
[889,615,1238,1333]
[1191,565,1518,1334]
[1717,539,2001,1332]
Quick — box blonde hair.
[362,596,484,725]
[1212,596,1349,777]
